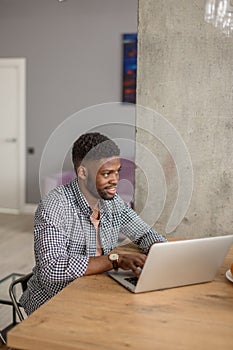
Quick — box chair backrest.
[9,272,33,322]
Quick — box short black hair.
[72,132,120,171]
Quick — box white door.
[0,58,26,213]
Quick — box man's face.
[85,157,121,200]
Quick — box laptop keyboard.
[125,276,138,286]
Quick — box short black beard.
[98,190,115,201]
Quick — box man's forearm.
[84,255,113,275]
[84,253,147,277]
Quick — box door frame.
[0,58,26,213]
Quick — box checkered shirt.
[20,179,166,315]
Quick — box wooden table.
[7,245,233,350]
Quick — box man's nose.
[109,172,119,184]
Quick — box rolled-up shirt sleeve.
[118,200,167,253]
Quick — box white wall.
[0,0,137,203]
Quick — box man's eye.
[103,170,120,178]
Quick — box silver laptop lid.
[135,235,233,293]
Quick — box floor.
[0,213,34,331]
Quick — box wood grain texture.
[7,245,233,350]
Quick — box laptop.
[108,235,233,293]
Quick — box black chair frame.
[8,272,33,322]
[0,330,6,344]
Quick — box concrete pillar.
[135,0,233,238]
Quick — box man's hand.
[118,253,147,277]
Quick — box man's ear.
[77,166,87,180]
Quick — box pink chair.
[117,158,135,208]
[42,170,76,197]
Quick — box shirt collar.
[71,178,92,216]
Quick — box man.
[20,132,166,314]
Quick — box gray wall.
[135,0,233,238]
[0,0,137,203]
